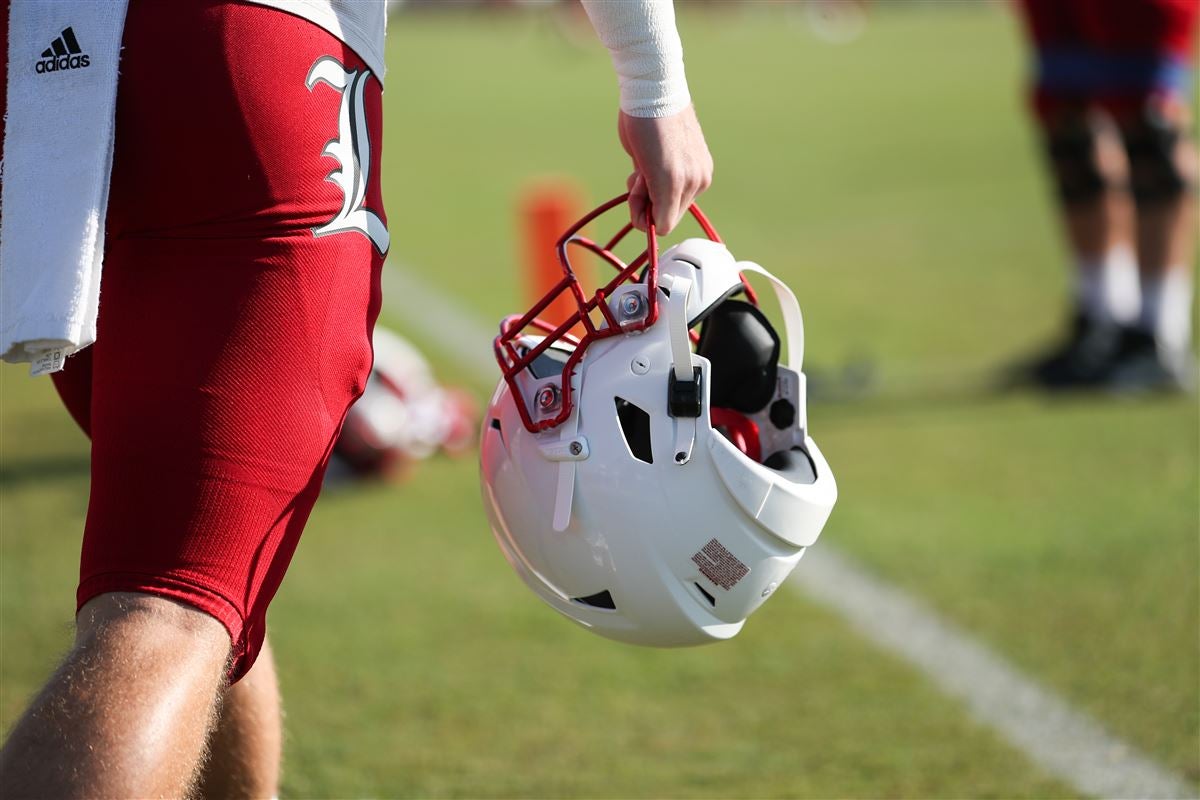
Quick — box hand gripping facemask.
[479,195,837,646]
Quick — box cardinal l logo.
[306,56,389,255]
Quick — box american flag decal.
[691,538,749,591]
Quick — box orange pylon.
[519,180,589,333]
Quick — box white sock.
[1075,245,1140,325]
[1139,268,1195,354]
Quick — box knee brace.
[1043,120,1109,205]
[1122,113,1197,204]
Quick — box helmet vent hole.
[572,590,616,610]
[615,398,653,464]
[694,583,717,607]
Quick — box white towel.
[1,0,129,375]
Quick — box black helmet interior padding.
[696,299,780,414]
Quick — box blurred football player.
[0,0,712,796]
[1015,0,1198,391]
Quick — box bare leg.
[0,592,231,799]
[1115,101,1198,385]
[198,637,282,799]
[1123,106,1197,281]
[1135,179,1196,276]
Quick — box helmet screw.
[631,356,650,375]
[569,441,583,456]
[620,292,643,318]
[536,384,560,411]
[675,451,687,463]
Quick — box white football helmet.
[479,195,836,646]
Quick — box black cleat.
[1104,327,1196,394]
[1017,311,1122,390]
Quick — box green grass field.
[2,4,1197,797]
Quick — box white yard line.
[793,547,1195,800]
[382,258,1196,800]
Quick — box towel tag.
[30,348,67,377]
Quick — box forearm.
[581,0,691,119]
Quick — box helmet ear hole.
[696,300,780,414]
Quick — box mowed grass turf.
[1,4,1195,797]
[0,372,1070,798]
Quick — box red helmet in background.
[335,325,476,480]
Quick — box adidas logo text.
[35,27,90,74]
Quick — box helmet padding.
[696,299,780,414]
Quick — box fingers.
[638,157,708,234]
[644,171,685,235]
[627,173,649,232]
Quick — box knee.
[1039,112,1126,206]
[1120,104,1198,205]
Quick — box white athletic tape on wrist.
[582,0,691,118]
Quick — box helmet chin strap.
[660,272,699,465]
[734,261,808,437]
[660,272,697,383]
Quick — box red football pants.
[48,0,387,680]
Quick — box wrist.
[619,69,691,118]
